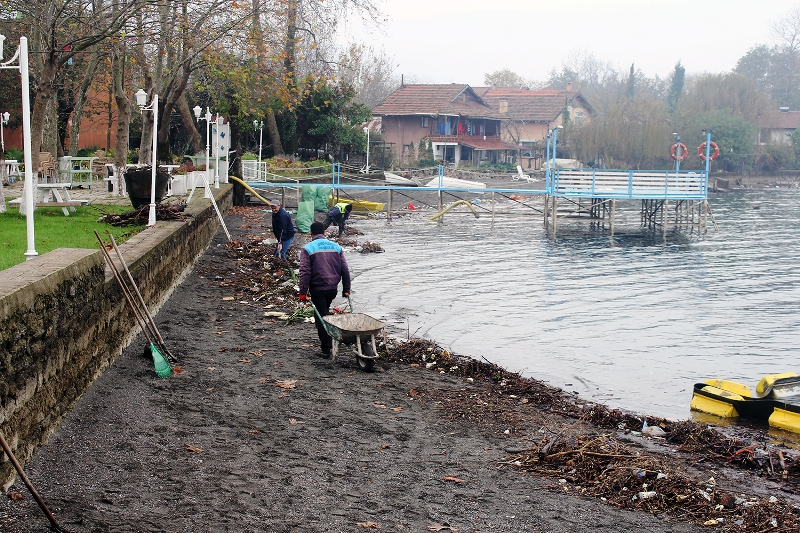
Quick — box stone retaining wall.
[0,186,232,489]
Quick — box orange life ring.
[698,141,720,161]
[670,142,688,161]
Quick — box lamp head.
[2,112,9,123]
[193,105,202,120]
[134,89,147,107]
[253,119,258,128]
[215,115,223,126]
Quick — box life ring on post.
[670,142,688,161]
[698,141,720,161]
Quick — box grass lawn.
[0,204,143,271]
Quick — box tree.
[626,64,635,99]
[295,76,370,153]
[336,44,399,108]
[2,0,143,170]
[484,68,528,88]
[667,61,685,115]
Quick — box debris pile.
[101,203,188,226]
[379,337,800,531]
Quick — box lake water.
[345,188,800,420]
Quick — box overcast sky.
[339,0,800,85]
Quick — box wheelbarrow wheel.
[357,341,375,373]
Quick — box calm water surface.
[345,188,800,420]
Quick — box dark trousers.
[310,289,337,352]
[323,214,345,236]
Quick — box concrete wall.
[0,186,232,489]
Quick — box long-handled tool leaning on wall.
[94,231,178,377]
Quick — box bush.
[77,146,101,157]
[3,147,23,161]
[241,152,258,160]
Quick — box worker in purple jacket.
[298,222,351,357]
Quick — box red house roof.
[763,110,800,129]
[372,84,503,119]
[479,88,594,122]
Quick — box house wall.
[380,116,433,159]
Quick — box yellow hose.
[426,200,480,221]
[229,176,271,205]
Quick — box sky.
[338,0,800,85]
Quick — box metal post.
[491,191,495,226]
[214,116,222,189]
[19,38,37,258]
[148,94,158,226]
[611,199,616,236]
[204,109,212,199]
[387,189,392,222]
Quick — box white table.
[36,183,83,215]
[2,160,21,182]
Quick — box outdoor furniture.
[36,183,81,215]
[2,159,21,182]
[37,152,58,183]
[58,156,96,188]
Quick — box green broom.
[150,342,174,378]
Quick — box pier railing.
[548,168,708,200]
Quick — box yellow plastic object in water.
[704,379,753,398]
[769,408,800,434]
[690,386,742,418]
[327,197,385,212]
[756,372,799,396]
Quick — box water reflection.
[347,189,800,420]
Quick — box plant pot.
[123,167,170,208]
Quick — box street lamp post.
[214,115,223,189]
[193,105,213,199]
[135,89,159,226]
[253,119,263,179]
[363,127,370,172]
[1,34,36,259]
[1,111,9,155]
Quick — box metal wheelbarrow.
[309,298,385,372]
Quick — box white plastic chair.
[515,165,534,182]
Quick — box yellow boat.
[690,373,800,434]
[328,197,385,213]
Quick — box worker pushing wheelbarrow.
[298,222,384,371]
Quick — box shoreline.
[1,206,798,532]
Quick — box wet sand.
[1,207,793,532]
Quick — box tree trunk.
[266,109,282,156]
[69,47,101,156]
[111,45,131,197]
[283,0,298,154]
[177,93,203,155]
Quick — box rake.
[94,231,174,377]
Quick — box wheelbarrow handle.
[347,296,354,313]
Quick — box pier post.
[611,199,616,235]
[491,192,495,226]
[387,189,392,222]
[281,187,285,207]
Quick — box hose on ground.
[426,200,480,221]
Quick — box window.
[499,100,509,113]
[575,111,584,127]
[759,128,770,144]
[421,116,429,128]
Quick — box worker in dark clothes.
[298,222,351,357]
[323,202,353,237]
[270,199,295,260]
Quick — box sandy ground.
[0,205,767,533]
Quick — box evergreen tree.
[626,64,635,99]
[667,62,685,114]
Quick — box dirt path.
[0,207,778,532]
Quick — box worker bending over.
[323,202,353,237]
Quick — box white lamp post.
[193,105,213,199]
[1,111,9,154]
[214,115,223,189]
[135,88,159,226]
[1,34,36,259]
[253,119,263,179]
[363,126,370,173]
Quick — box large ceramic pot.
[123,166,170,208]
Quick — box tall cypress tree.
[667,62,685,115]
[626,64,635,99]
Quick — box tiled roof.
[372,84,502,119]
[481,88,594,122]
[763,110,800,129]
[426,135,523,151]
